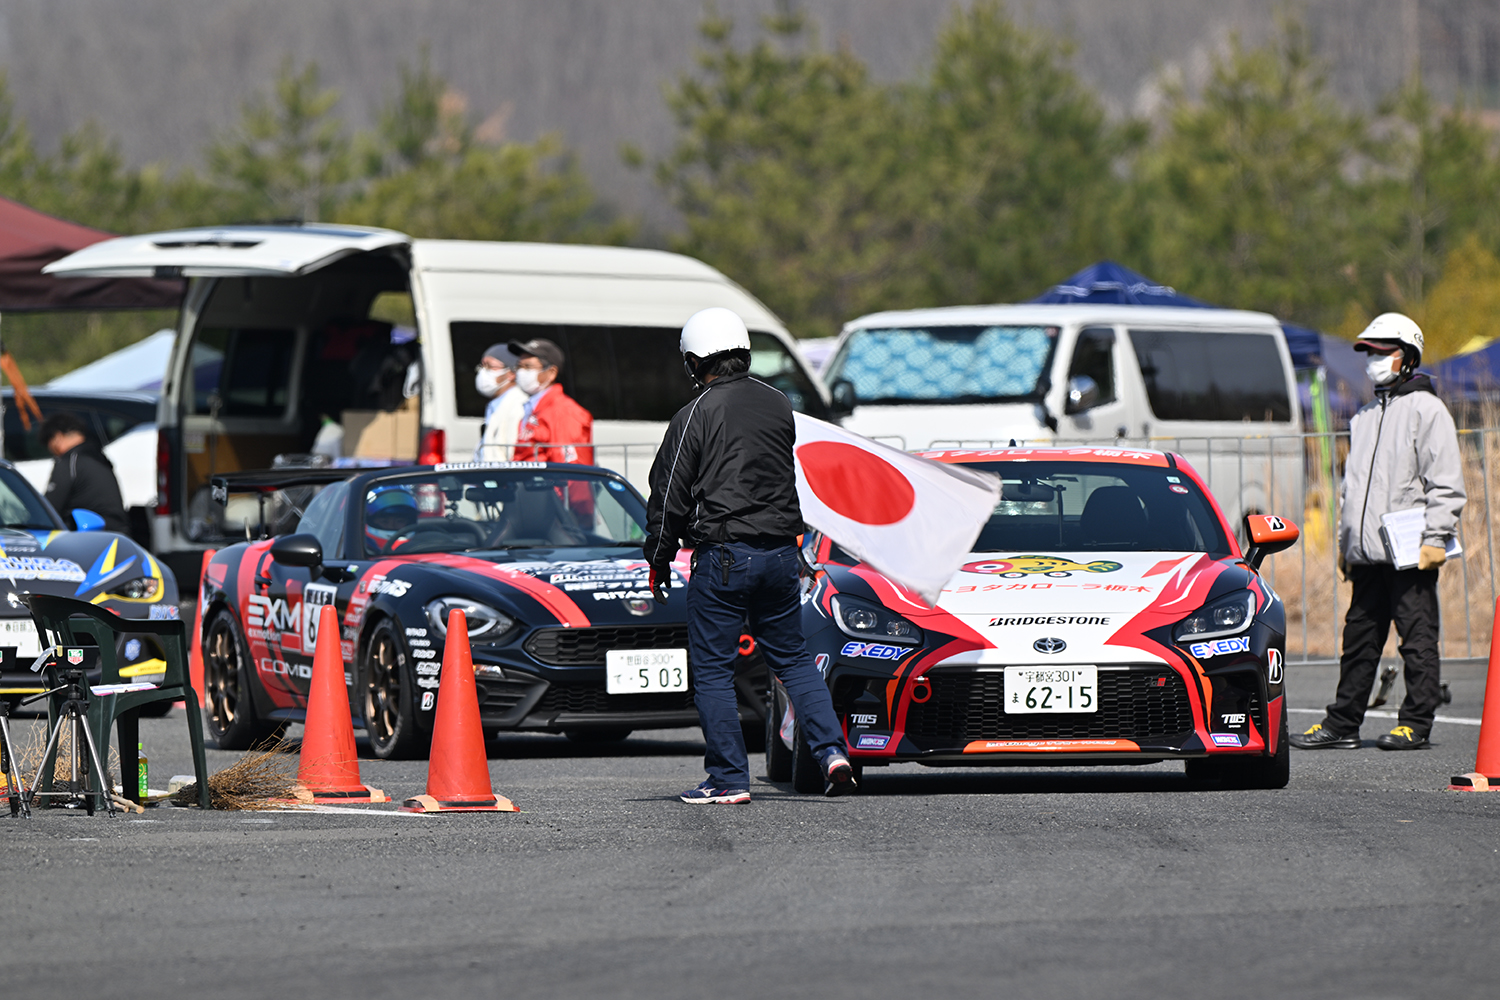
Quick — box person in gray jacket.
[1292,313,1465,751]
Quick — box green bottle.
[137,742,148,799]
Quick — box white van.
[45,225,830,578]
[821,303,1303,525]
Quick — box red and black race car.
[770,446,1299,791]
[199,462,765,757]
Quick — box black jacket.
[46,443,129,534]
[643,371,803,571]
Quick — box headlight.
[830,595,922,646]
[1174,592,1255,642]
[425,597,515,642]
[118,577,162,600]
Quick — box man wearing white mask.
[1291,313,1465,752]
[474,343,526,462]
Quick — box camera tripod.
[0,697,28,818]
[23,668,115,817]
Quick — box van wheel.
[202,609,285,751]
[361,619,427,760]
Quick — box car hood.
[925,550,1235,666]
[0,528,177,618]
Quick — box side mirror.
[829,379,857,420]
[1243,514,1299,570]
[1064,375,1100,415]
[270,533,324,578]
[71,509,105,532]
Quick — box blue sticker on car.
[1211,733,1243,747]
[841,641,905,660]
[1189,636,1250,659]
[856,734,890,749]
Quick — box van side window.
[1067,327,1116,406]
[296,480,349,558]
[450,323,827,421]
[1129,329,1291,422]
[193,328,296,416]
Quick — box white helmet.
[680,307,750,358]
[1356,312,1424,365]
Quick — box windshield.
[360,467,648,557]
[0,468,62,530]
[963,461,1230,555]
[825,325,1058,405]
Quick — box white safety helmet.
[680,307,751,359]
[1356,312,1424,366]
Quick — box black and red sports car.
[770,446,1299,791]
[199,462,765,757]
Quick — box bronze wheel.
[202,608,282,750]
[360,618,425,759]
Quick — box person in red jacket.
[508,338,595,517]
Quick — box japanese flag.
[793,414,1000,606]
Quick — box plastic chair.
[21,594,210,809]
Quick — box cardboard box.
[343,399,419,460]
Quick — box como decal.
[962,556,1122,578]
[1189,636,1251,659]
[840,641,906,660]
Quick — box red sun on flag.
[795,441,916,525]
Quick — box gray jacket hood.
[1339,374,1466,565]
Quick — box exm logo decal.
[248,583,339,650]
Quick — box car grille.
[524,625,690,666]
[535,682,696,715]
[904,667,1194,746]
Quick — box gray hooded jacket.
[1339,374,1465,565]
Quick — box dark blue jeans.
[686,540,848,788]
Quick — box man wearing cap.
[508,338,594,467]
[474,343,526,462]
[1291,313,1466,752]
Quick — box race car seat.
[1080,486,1149,548]
[495,485,586,546]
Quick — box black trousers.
[1324,564,1442,736]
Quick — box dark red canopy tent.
[0,195,182,310]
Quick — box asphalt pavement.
[2,661,1496,1000]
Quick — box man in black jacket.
[41,412,129,534]
[644,307,854,803]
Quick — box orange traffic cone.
[294,604,387,803]
[187,549,216,707]
[400,610,516,813]
[1451,598,1500,791]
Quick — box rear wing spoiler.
[209,468,359,506]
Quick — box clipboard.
[1378,507,1462,570]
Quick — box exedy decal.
[1188,636,1250,659]
[962,556,1123,578]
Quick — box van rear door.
[42,225,408,279]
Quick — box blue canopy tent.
[1029,261,1369,425]
[1431,340,1500,402]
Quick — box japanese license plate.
[0,617,42,658]
[1004,665,1098,714]
[605,649,689,694]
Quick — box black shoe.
[1374,726,1430,750]
[822,753,858,797]
[1288,723,1360,750]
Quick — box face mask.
[516,368,543,396]
[1366,353,1400,386]
[474,368,506,398]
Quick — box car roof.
[842,302,1281,332]
[917,446,1173,469]
[3,388,159,405]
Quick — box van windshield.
[824,325,1058,405]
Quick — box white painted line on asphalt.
[1287,707,1482,726]
[270,803,431,817]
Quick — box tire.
[764,684,793,782]
[1185,707,1290,789]
[360,618,427,760]
[563,728,633,743]
[202,608,284,751]
[791,721,823,794]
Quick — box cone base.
[399,793,518,813]
[286,784,389,804]
[1448,772,1500,791]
